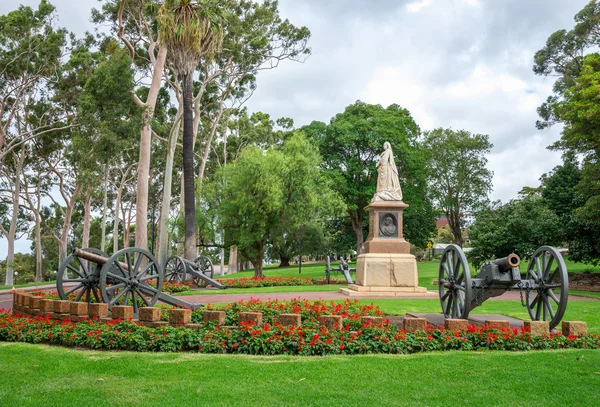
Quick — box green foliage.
[532,0,600,129]
[0,253,36,284]
[423,128,493,246]
[0,0,67,81]
[212,134,341,275]
[540,154,600,265]
[301,101,435,250]
[77,48,141,166]
[434,225,454,244]
[532,2,600,265]
[157,0,226,75]
[468,196,563,268]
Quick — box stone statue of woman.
[373,141,403,202]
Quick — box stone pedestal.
[339,200,427,297]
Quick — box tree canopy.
[423,128,493,247]
[301,101,435,254]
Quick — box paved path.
[176,290,598,305]
[1,285,597,312]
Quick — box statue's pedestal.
[339,201,427,297]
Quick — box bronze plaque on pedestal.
[378,212,398,238]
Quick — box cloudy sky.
[0,0,590,257]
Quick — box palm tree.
[158,0,225,260]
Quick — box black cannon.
[438,245,569,329]
[56,247,204,312]
[325,256,354,284]
[163,255,226,289]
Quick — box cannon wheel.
[193,255,214,287]
[99,247,163,313]
[164,255,187,284]
[57,248,107,303]
[525,246,568,330]
[439,244,473,319]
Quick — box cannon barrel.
[72,247,131,271]
[491,253,520,272]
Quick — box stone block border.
[9,292,587,334]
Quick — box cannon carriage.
[439,244,569,329]
[324,256,354,284]
[56,247,211,312]
[163,255,226,289]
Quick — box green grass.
[0,281,55,290]
[0,342,598,407]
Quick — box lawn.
[0,342,598,407]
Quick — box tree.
[540,154,600,265]
[468,196,563,268]
[532,0,600,129]
[301,101,435,254]
[0,0,68,166]
[423,128,493,247]
[533,1,600,264]
[158,0,225,261]
[214,134,339,277]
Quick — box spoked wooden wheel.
[439,244,473,319]
[99,248,163,313]
[57,248,106,303]
[525,246,568,330]
[193,255,214,286]
[164,255,187,284]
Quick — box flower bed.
[190,298,383,329]
[1,300,599,355]
[216,277,347,288]
[162,281,192,293]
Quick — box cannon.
[325,256,354,284]
[438,245,569,329]
[163,255,226,289]
[56,247,204,312]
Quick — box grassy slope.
[0,343,598,407]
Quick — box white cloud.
[406,0,433,13]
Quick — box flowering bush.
[1,304,598,355]
[162,281,192,293]
[193,298,384,330]
[216,277,347,288]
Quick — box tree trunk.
[182,72,197,261]
[34,175,43,282]
[134,46,166,252]
[349,210,364,255]
[114,185,122,253]
[447,209,463,247]
[228,245,238,274]
[278,254,291,268]
[4,148,25,286]
[82,187,92,249]
[100,166,109,252]
[58,194,78,266]
[158,108,182,266]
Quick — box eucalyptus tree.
[92,0,169,253]
[0,1,69,284]
[192,0,311,184]
[157,0,225,260]
[0,1,69,166]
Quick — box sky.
[0,0,591,257]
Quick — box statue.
[372,141,403,202]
